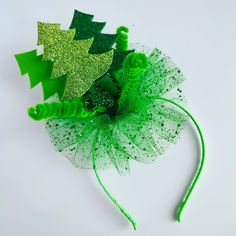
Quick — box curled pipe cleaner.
[15,10,205,230]
[117,52,148,108]
[116,26,129,51]
[28,100,105,121]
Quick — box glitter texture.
[38,22,114,99]
[46,45,187,175]
[70,10,118,54]
[70,10,133,71]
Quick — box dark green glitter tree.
[70,10,134,72]
[37,22,114,100]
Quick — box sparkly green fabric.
[82,73,120,112]
[46,46,187,175]
[38,22,114,99]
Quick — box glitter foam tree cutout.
[70,10,134,72]
[38,22,114,100]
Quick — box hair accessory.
[15,10,205,230]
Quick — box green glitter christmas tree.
[70,10,134,72]
[15,11,133,101]
[37,22,114,100]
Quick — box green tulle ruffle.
[45,46,187,175]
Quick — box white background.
[1,0,236,235]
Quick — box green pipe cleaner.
[28,99,105,121]
[15,10,205,230]
[116,26,129,51]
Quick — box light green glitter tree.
[37,22,114,100]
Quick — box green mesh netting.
[45,45,187,175]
